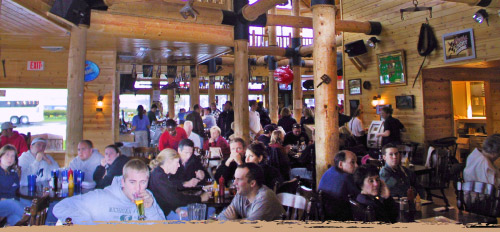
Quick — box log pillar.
[209,76,216,106]
[65,25,87,166]
[312,1,338,186]
[167,66,176,119]
[233,0,251,144]
[291,0,302,123]
[190,65,200,110]
[268,7,279,124]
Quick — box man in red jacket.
[158,119,187,151]
[0,122,28,155]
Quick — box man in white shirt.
[18,138,60,186]
[184,120,202,149]
[464,134,500,187]
[68,140,103,183]
[248,100,262,140]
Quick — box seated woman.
[244,142,283,189]
[0,145,25,226]
[93,143,130,189]
[203,126,230,159]
[148,148,211,219]
[353,164,398,223]
[267,130,291,181]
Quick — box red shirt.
[158,127,188,151]
[203,135,230,158]
[0,131,28,156]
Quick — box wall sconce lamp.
[371,95,385,107]
[366,37,381,49]
[96,96,103,112]
[473,9,489,25]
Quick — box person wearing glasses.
[379,144,425,198]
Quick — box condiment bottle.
[219,176,225,199]
[415,194,422,211]
[213,182,219,197]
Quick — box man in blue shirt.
[318,150,359,221]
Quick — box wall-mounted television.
[395,95,415,109]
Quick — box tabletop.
[397,203,497,224]
[18,181,94,202]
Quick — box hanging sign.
[27,61,44,71]
[84,60,100,82]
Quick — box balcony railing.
[249,32,313,48]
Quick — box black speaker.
[344,40,367,57]
[50,0,90,25]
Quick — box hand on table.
[223,205,238,220]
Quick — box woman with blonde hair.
[278,107,297,133]
[300,107,315,130]
[0,145,25,226]
[148,148,210,219]
[203,126,230,158]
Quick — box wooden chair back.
[277,193,308,220]
[348,194,375,222]
[15,193,50,226]
[274,177,300,194]
[457,181,500,218]
[296,185,323,221]
[132,147,159,159]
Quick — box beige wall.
[342,0,500,143]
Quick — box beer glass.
[134,194,146,221]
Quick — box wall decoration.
[395,95,415,109]
[348,79,362,95]
[84,60,100,82]
[377,50,407,87]
[442,28,476,63]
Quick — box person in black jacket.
[170,139,206,189]
[148,148,210,218]
[244,142,283,189]
[217,101,234,139]
[185,104,205,138]
[353,164,398,223]
[214,137,245,187]
[93,143,130,189]
[278,107,297,133]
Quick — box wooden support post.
[168,78,175,119]
[190,65,200,111]
[65,25,87,166]
[233,39,250,143]
[268,7,279,124]
[209,76,216,105]
[312,3,338,187]
[241,0,288,21]
[291,0,302,123]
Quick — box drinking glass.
[134,194,146,221]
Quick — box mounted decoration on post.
[273,65,294,85]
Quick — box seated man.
[53,159,165,224]
[464,134,500,186]
[183,121,202,149]
[379,143,425,198]
[171,139,206,188]
[218,163,285,221]
[18,138,59,185]
[0,122,28,155]
[283,123,309,147]
[214,138,246,187]
[318,150,360,221]
[158,119,188,151]
[69,140,103,183]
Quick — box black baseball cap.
[292,123,301,129]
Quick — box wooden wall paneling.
[422,73,453,142]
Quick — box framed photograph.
[395,95,415,109]
[442,28,476,63]
[377,50,407,87]
[348,79,362,95]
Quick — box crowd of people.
[1,100,500,226]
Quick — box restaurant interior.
[1,0,500,226]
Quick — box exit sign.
[27,61,44,71]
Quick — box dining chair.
[15,193,50,226]
[348,194,375,222]
[423,147,451,207]
[132,147,159,159]
[457,181,499,223]
[296,185,323,221]
[277,192,308,220]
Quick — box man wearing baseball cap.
[283,123,310,147]
[18,137,60,186]
[0,122,28,155]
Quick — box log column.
[291,0,302,122]
[209,76,216,105]
[65,25,87,166]
[233,0,251,143]
[167,66,176,119]
[268,7,279,124]
[189,65,200,110]
[312,0,338,186]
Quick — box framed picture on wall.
[442,28,476,63]
[377,50,407,87]
[348,79,362,95]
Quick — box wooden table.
[397,203,497,224]
[181,188,233,219]
[19,181,94,202]
[410,165,433,176]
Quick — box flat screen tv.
[395,95,415,109]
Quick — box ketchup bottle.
[219,176,225,199]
